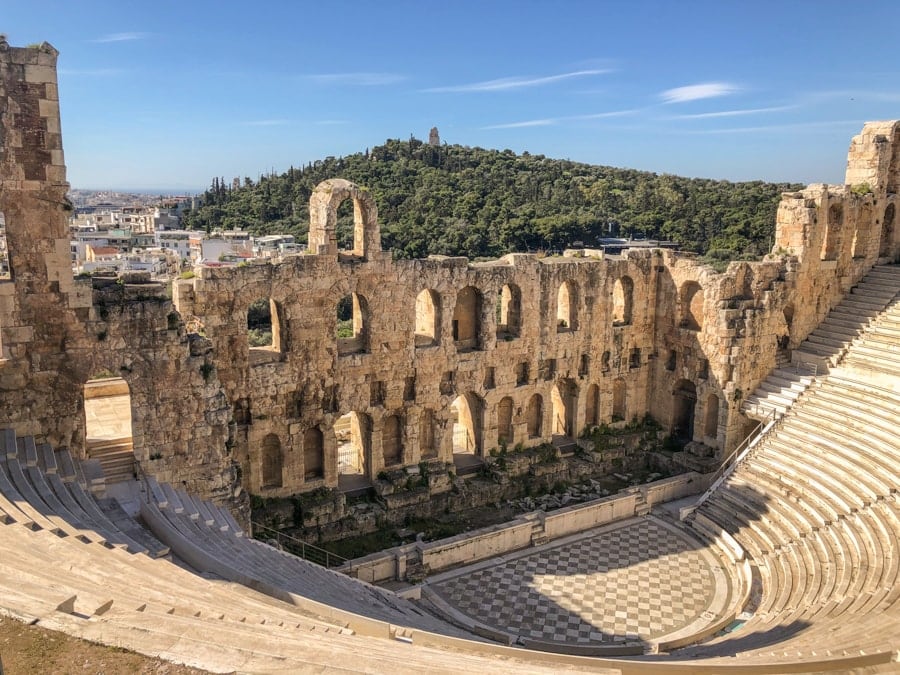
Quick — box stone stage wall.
[0,40,898,507]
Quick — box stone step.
[86,438,134,455]
[834,301,886,317]
[794,342,836,357]
[843,355,900,377]
[868,324,900,340]
[810,323,860,339]
[804,333,847,350]
[850,284,898,299]
[764,368,813,392]
[755,387,799,407]
[758,380,802,398]
[827,309,875,326]
[842,291,891,307]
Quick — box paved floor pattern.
[431,518,715,644]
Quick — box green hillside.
[182,137,802,262]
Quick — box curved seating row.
[2,423,898,672]
[686,266,900,662]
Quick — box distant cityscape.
[0,186,678,282]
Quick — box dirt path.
[0,615,210,674]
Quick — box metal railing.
[680,408,779,520]
[250,521,350,570]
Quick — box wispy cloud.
[304,72,405,86]
[426,69,612,93]
[482,119,556,130]
[90,32,151,43]
[315,119,349,126]
[660,82,739,104]
[58,68,125,77]
[482,108,641,130]
[242,119,291,127]
[684,119,861,135]
[572,108,643,120]
[672,105,795,120]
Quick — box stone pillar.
[0,40,73,354]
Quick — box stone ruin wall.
[0,41,898,507]
[0,41,237,503]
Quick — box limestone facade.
[0,41,898,504]
[0,41,236,503]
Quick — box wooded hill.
[181,137,803,263]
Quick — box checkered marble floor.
[430,517,716,644]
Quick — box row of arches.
[246,373,722,493]
[245,274,708,358]
[253,378,636,490]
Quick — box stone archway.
[451,393,483,457]
[307,178,380,258]
[336,412,372,481]
[672,380,697,441]
[415,289,441,347]
[612,276,634,326]
[551,379,578,438]
[497,284,522,339]
[83,375,134,483]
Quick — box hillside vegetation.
[182,137,802,262]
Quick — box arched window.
[336,412,371,478]
[612,276,633,326]
[337,293,369,355]
[497,284,522,339]
[453,286,482,350]
[497,397,514,445]
[303,427,324,481]
[261,433,283,488]
[414,289,440,347]
[382,414,403,466]
[248,298,282,352]
[526,394,543,437]
[680,281,704,331]
[556,280,578,331]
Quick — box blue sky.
[5,0,900,190]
